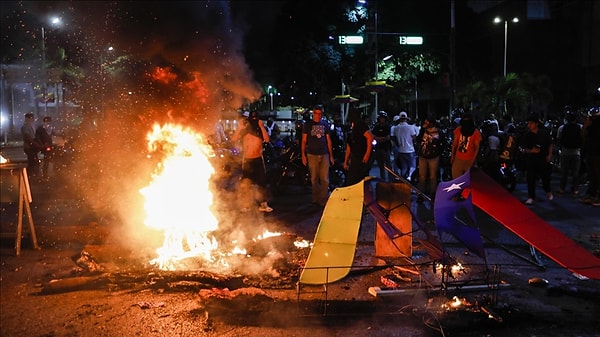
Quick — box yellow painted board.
[299,179,365,285]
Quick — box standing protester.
[520,114,554,205]
[330,112,348,164]
[231,110,273,213]
[371,111,392,181]
[392,111,417,180]
[344,110,374,186]
[480,120,502,180]
[35,116,57,180]
[416,117,446,200]
[264,117,280,142]
[556,112,583,196]
[301,105,334,207]
[21,112,40,177]
[390,114,401,175]
[580,108,600,206]
[450,113,482,179]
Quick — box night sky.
[1,0,598,113]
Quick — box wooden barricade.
[374,182,412,258]
[0,163,40,255]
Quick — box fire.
[140,123,219,271]
[0,154,7,164]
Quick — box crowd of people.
[17,105,599,215]
[212,104,600,213]
[20,113,59,181]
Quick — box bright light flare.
[140,123,218,270]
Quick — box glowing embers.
[140,123,218,271]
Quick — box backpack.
[560,123,582,149]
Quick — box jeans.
[559,153,580,192]
[418,156,439,197]
[307,153,330,205]
[396,152,415,179]
[526,159,552,199]
[373,148,391,181]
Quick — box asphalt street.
[1,142,600,336]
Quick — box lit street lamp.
[266,85,278,111]
[268,85,273,111]
[41,16,61,114]
[494,16,519,77]
[100,46,114,116]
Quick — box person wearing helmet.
[371,111,392,181]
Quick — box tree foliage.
[457,72,553,120]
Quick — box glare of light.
[494,16,519,24]
[254,230,281,241]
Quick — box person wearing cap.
[392,111,417,180]
[390,114,401,174]
[301,105,334,207]
[519,113,554,205]
[371,111,392,181]
[21,112,41,177]
[232,110,273,213]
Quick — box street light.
[100,46,114,116]
[266,85,277,111]
[41,17,61,114]
[494,16,519,77]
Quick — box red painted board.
[470,168,600,280]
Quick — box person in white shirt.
[392,111,417,180]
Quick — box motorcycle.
[268,142,310,195]
[498,159,518,192]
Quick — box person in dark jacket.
[344,109,374,186]
[520,113,554,205]
[21,112,40,177]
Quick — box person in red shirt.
[451,113,482,179]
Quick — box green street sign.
[338,35,364,45]
[399,36,423,45]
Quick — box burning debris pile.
[40,232,312,294]
[39,123,316,294]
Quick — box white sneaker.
[259,202,273,213]
[525,198,534,205]
[547,193,554,201]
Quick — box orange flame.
[150,66,178,84]
[140,123,218,270]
